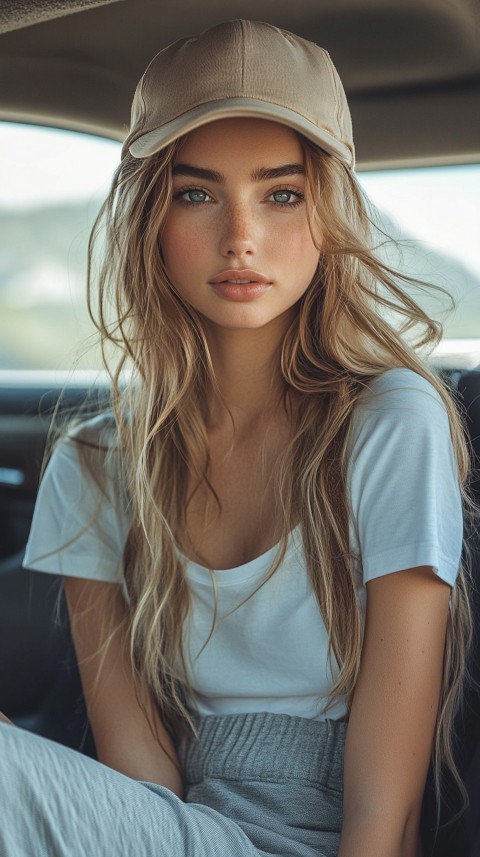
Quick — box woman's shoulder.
[45,412,121,499]
[50,412,117,466]
[64,411,118,449]
[346,368,463,588]
[362,366,442,396]
[347,367,452,464]
[355,367,447,418]
[24,411,127,582]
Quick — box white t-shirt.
[23,368,463,721]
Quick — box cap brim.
[128,98,354,168]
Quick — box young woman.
[0,19,474,857]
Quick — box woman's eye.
[175,188,212,204]
[269,189,304,207]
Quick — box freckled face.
[160,117,321,335]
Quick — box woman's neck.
[204,322,289,431]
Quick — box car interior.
[0,1,479,855]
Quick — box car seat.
[420,368,480,857]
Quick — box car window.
[0,122,120,376]
[360,165,480,369]
[0,122,479,374]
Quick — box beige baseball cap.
[127,19,355,169]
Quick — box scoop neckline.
[179,523,302,584]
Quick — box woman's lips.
[209,269,272,301]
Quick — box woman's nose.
[219,203,257,259]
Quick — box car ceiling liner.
[0,0,124,35]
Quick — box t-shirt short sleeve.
[347,368,463,587]
[23,415,129,584]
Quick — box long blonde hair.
[83,131,475,807]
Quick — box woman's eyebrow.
[172,163,305,182]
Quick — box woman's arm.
[338,566,451,857]
[64,576,183,797]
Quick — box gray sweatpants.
[0,711,345,857]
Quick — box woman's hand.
[0,711,14,726]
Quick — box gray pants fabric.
[0,711,346,857]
